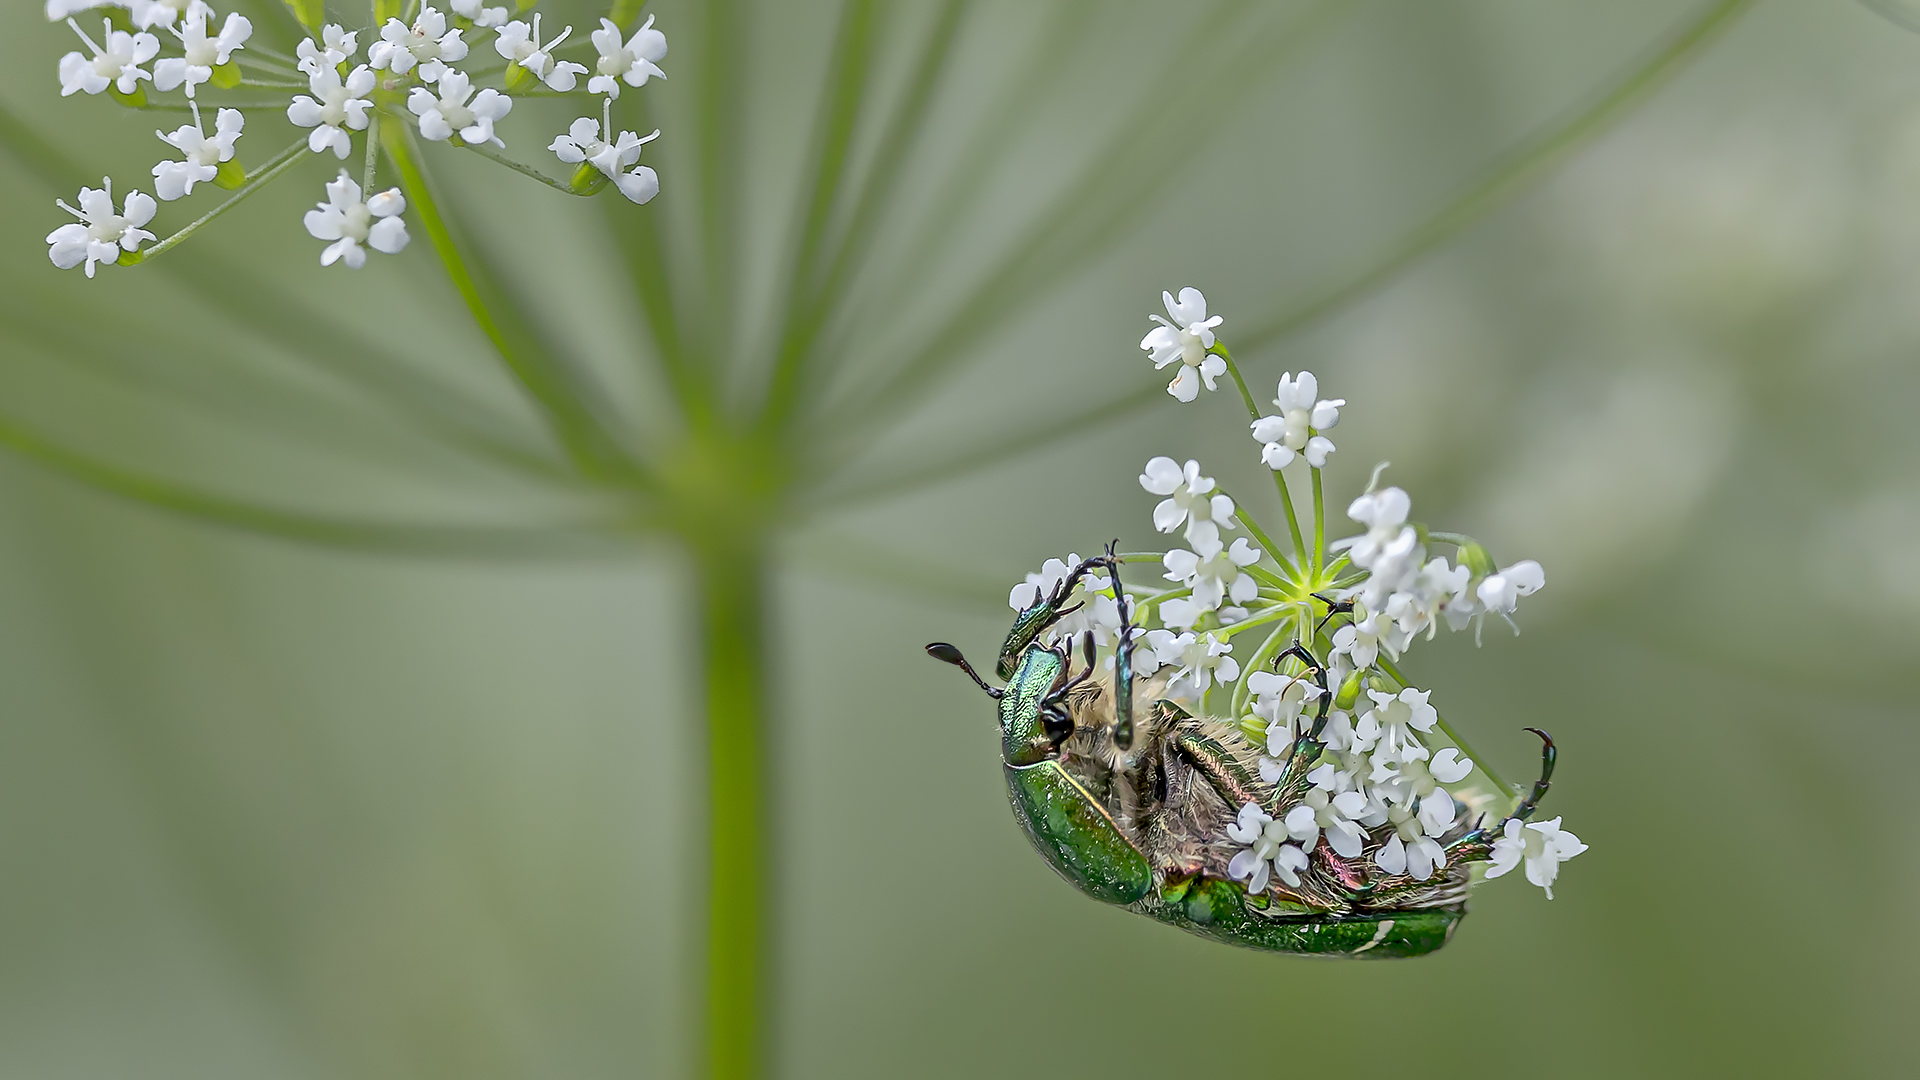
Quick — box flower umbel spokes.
[37,1,671,276]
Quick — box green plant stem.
[1218,349,1308,565]
[694,536,770,1080]
[1376,656,1519,801]
[1310,466,1325,575]
[141,138,309,261]
[1217,488,1297,581]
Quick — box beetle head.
[929,634,1096,767]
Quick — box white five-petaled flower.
[1329,606,1396,672]
[1355,686,1439,767]
[369,7,468,83]
[59,17,159,97]
[46,178,156,278]
[409,71,513,148]
[154,10,251,97]
[1385,557,1472,642]
[495,14,589,92]
[1283,779,1371,860]
[1141,287,1226,403]
[589,15,667,99]
[1337,487,1425,609]
[1485,815,1587,898]
[1247,670,1322,742]
[450,0,510,29]
[288,64,374,159]
[1250,371,1343,470]
[1373,748,1473,836]
[1163,537,1261,613]
[303,171,409,269]
[1138,456,1236,551]
[151,105,243,201]
[127,0,210,30]
[549,109,661,203]
[296,25,359,76]
[1477,559,1545,616]
[1144,629,1238,702]
[1226,803,1308,893]
[1375,803,1448,881]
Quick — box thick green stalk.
[694,537,771,1080]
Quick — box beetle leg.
[925,642,1003,699]
[1311,591,1355,637]
[1170,728,1265,814]
[1445,727,1557,862]
[1104,540,1137,751]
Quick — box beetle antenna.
[925,642,1003,699]
[1105,539,1137,751]
[1505,728,1556,823]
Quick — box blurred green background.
[2,0,1917,1076]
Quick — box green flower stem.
[1218,488,1297,582]
[455,140,590,195]
[1376,656,1519,801]
[237,77,306,89]
[1217,343,1262,420]
[1269,467,1308,572]
[140,137,309,262]
[1215,348,1309,564]
[693,536,770,1080]
[1311,465,1326,575]
[1427,531,1474,548]
[362,112,381,193]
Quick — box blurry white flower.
[550,112,661,203]
[1477,560,1546,616]
[127,0,209,30]
[153,10,251,97]
[589,14,668,98]
[1138,457,1236,551]
[1141,287,1226,402]
[59,17,159,97]
[288,64,374,159]
[1355,687,1439,766]
[409,71,512,147]
[151,106,243,201]
[1375,803,1447,881]
[370,7,469,83]
[1385,557,1471,642]
[1485,816,1587,898]
[1163,537,1261,611]
[450,0,509,29]
[1250,371,1343,469]
[1329,606,1394,672]
[296,25,359,76]
[303,171,409,269]
[46,178,156,278]
[496,14,589,91]
[46,1,118,20]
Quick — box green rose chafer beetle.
[929,549,1560,959]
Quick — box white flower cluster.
[41,2,668,278]
[1124,287,1584,899]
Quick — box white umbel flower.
[1374,748,1473,836]
[369,7,469,83]
[1375,803,1448,881]
[549,108,661,203]
[1162,537,1261,613]
[1247,670,1323,741]
[1226,803,1309,892]
[1140,287,1226,402]
[296,25,360,76]
[1138,456,1236,552]
[288,64,374,159]
[1330,606,1396,672]
[495,14,589,91]
[1355,686,1439,767]
[1005,554,1118,645]
[303,171,409,269]
[450,0,509,29]
[58,17,159,97]
[1283,780,1370,860]
[1250,371,1343,469]
[152,106,243,201]
[1144,629,1239,702]
[46,178,156,278]
[153,11,251,97]
[127,0,210,30]
[1477,560,1546,616]
[1485,816,1587,898]
[409,71,513,148]
[589,15,668,98]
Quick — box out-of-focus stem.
[694,535,771,1080]
[140,137,308,261]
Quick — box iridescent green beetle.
[929,550,1557,959]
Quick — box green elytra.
[929,551,1558,959]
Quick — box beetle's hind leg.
[1446,727,1558,864]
